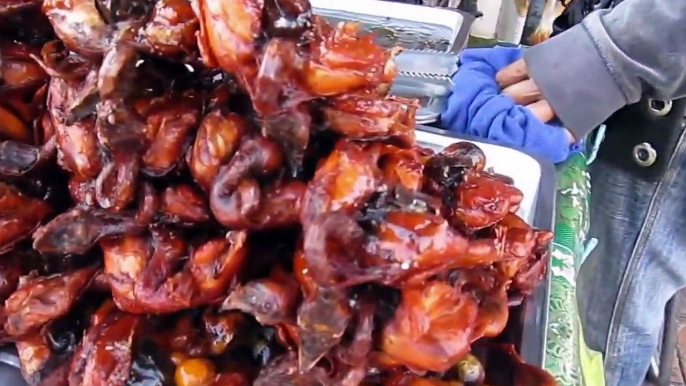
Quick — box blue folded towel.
[439,47,582,164]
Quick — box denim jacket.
[577,97,686,386]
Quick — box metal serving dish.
[0,349,22,386]
[416,126,556,368]
[0,349,18,368]
[311,0,474,52]
[0,363,23,386]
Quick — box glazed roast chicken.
[0,0,558,385]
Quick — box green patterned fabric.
[545,152,605,385]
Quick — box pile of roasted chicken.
[0,0,558,385]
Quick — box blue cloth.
[439,47,582,164]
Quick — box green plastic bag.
[547,152,605,386]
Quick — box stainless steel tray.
[0,349,18,368]
[0,347,22,386]
[311,0,474,52]
[0,363,23,385]
[416,126,556,368]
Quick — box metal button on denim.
[633,142,657,167]
[648,99,673,117]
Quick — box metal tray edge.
[520,152,555,368]
[311,0,464,29]
[394,49,459,78]
[416,125,557,368]
[311,0,473,52]
[0,349,19,368]
[450,9,475,53]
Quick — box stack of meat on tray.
[0,0,556,385]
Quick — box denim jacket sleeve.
[521,0,686,140]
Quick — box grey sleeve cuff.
[523,23,628,140]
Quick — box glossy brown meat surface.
[0,183,52,254]
[0,1,557,385]
[4,267,96,338]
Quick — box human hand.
[496,58,575,143]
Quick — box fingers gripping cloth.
[439,47,582,164]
